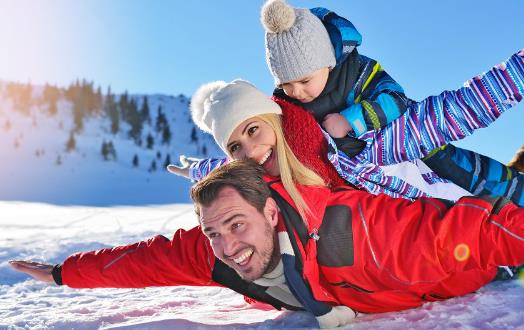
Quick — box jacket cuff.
[52,264,63,285]
[341,104,367,136]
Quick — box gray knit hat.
[261,0,336,86]
[191,79,282,154]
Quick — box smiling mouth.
[258,149,273,166]
[231,248,254,266]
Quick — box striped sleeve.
[362,50,524,165]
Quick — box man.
[9,160,524,328]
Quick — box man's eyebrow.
[203,214,242,233]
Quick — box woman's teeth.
[258,150,272,165]
[233,248,254,265]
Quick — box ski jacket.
[57,178,524,313]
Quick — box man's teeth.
[258,150,272,165]
[233,248,254,264]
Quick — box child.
[261,0,524,205]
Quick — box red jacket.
[61,179,524,313]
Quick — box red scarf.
[273,96,348,188]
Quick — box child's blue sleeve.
[362,50,524,165]
[341,63,411,136]
[188,157,228,182]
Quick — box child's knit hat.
[261,0,336,86]
[191,79,282,153]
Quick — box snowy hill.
[0,81,222,205]
[1,202,523,329]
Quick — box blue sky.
[1,0,523,162]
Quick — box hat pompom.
[261,0,296,33]
[190,81,227,133]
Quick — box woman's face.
[226,117,280,177]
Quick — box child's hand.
[322,113,353,138]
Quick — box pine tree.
[42,83,59,116]
[141,96,150,124]
[132,154,139,168]
[72,100,84,132]
[190,127,198,142]
[119,91,129,121]
[149,159,157,173]
[162,124,171,145]
[105,86,119,134]
[146,133,154,149]
[107,141,117,160]
[101,141,109,160]
[127,98,143,145]
[156,151,162,160]
[66,132,76,152]
[163,154,171,169]
[95,85,103,112]
[155,106,167,133]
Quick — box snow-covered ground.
[2,202,524,329]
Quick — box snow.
[1,202,524,329]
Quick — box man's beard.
[235,221,280,282]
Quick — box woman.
[169,51,524,209]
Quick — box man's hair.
[191,159,271,216]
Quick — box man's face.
[200,187,280,282]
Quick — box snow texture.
[1,202,524,329]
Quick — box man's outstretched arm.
[10,225,217,289]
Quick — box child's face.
[280,67,330,103]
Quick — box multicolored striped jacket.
[188,51,524,205]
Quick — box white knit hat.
[261,0,336,85]
[191,79,282,153]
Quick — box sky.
[0,0,523,161]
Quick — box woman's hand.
[166,155,200,178]
[9,260,55,284]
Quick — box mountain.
[0,81,222,205]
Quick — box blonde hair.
[256,113,326,221]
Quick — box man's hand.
[9,260,55,284]
[322,113,353,138]
[166,155,200,178]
